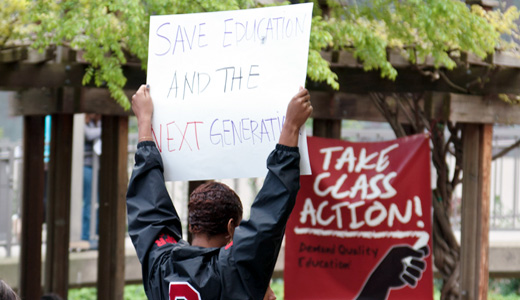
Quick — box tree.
[315,1,519,299]
[2,0,518,106]
[0,0,31,48]
[0,0,334,110]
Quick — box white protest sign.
[147,3,313,181]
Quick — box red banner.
[285,134,433,300]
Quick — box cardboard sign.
[285,135,433,300]
[147,3,313,181]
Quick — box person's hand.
[132,84,153,123]
[132,84,154,142]
[356,245,429,300]
[279,87,312,147]
[263,286,277,300]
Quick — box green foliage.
[2,0,520,109]
[315,0,515,81]
[271,278,284,299]
[123,284,147,300]
[499,94,520,105]
[490,278,520,297]
[68,285,147,300]
[24,0,258,110]
[488,293,520,300]
[68,287,97,300]
[308,15,338,89]
[0,0,31,48]
[473,5,520,51]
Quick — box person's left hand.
[132,84,153,125]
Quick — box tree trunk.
[370,93,462,299]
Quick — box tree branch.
[492,139,520,161]
[370,93,407,137]
[394,94,417,130]
[439,71,468,93]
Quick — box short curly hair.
[188,182,243,237]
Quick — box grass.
[69,285,147,300]
[270,279,520,300]
[68,280,520,300]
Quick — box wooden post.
[312,119,341,139]
[44,114,73,299]
[19,116,45,300]
[97,115,128,300]
[460,123,492,300]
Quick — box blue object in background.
[44,115,51,163]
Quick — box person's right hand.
[263,286,277,300]
[279,87,312,147]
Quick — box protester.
[127,84,312,299]
[82,113,101,246]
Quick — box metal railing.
[0,143,22,257]
[489,128,520,230]
[1,125,519,256]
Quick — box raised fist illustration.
[356,245,429,300]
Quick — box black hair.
[188,182,243,237]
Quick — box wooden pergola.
[2,45,520,300]
[1,47,135,300]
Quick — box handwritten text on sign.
[285,135,433,300]
[147,4,313,181]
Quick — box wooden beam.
[466,0,499,8]
[460,124,492,300]
[308,63,520,95]
[19,116,45,300]
[329,50,520,69]
[9,88,60,116]
[336,51,360,68]
[309,91,451,124]
[0,47,28,63]
[4,60,520,96]
[45,113,74,299]
[97,115,128,300]
[449,94,520,124]
[10,87,134,116]
[312,118,341,139]
[309,91,520,125]
[80,88,133,116]
[0,62,145,90]
[310,91,387,122]
[0,63,85,89]
[26,47,56,64]
[491,52,520,68]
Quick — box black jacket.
[126,141,300,300]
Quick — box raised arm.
[229,87,312,298]
[126,85,182,263]
[132,85,154,143]
[279,87,312,147]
